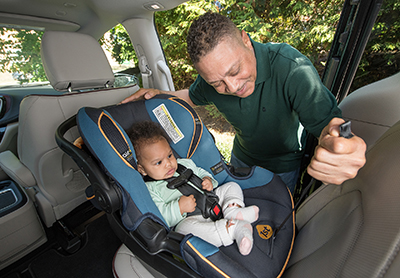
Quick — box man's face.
[195,30,257,98]
[137,138,178,180]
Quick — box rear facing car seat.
[56,95,296,278]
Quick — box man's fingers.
[120,88,159,104]
[319,135,359,154]
[319,117,344,139]
[308,137,366,185]
[120,94,137,104]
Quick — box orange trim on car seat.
[169,97,203,159]
[186,241,230,278]
[276,186,296,278]
[86,194,95,200]
[98,112,135,170]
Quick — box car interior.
[1,0,400,277]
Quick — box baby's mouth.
[166,168,175,177]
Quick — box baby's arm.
[146,181,186,227]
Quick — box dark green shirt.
[189,39,342,173]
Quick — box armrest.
[0,150,36,188]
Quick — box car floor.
[1,202,122,278]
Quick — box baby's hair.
[128,121,170,157]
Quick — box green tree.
[252,0,343,67]
[1,0,399,90]
[152,0,345,89]
[0,28,46,84]
[102,24,137,65]
[154,1,219,89]
[351,0,400,90]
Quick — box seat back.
[284,119,400,277]
[339,72,400,148]
[16,31,139,227]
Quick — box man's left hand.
[307,117,367,185]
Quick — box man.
[122,12,366,192]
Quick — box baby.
[128,121,259,255]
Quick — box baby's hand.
[202,176,213,191]
[179,195,196,215]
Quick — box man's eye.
[232,67,240,76]
[214,81,225,89]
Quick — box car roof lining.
[0,12,80,32]
[0,0,187,38]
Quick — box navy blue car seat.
[56,94,295,278]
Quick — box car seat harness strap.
[166,164,223,222]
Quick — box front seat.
[282,119,400,277]
[0,31,139,227]
[339,72,400,148]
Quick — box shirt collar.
[250,36,271,85]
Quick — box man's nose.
[224,77,239,93]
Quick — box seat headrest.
[41,31,115,92]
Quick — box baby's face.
[137,138,178,180]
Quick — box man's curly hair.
[187,12,240,64]
[128,121,170,158]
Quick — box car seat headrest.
[41,31,115,92]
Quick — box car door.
[322,0,384,103]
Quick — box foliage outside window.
[0,0,399,90]
[0,29,46,84]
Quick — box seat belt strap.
[166,164,223,221]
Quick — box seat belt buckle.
[209,202,223,221]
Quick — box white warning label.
[152,104,184,144]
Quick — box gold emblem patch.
[256,224,273,239]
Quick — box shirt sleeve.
[188,75,214,106]
[145,181,185,227]
[286,58,342,138]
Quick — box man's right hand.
[120,88,195,107]
[120,88,163,104]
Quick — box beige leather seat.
[339,72,400,148]
[0,31,139,227]
[282,119,400,277]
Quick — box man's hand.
[179,195,196,215]
[307,117,367,185]
[120,88,163,104]
[120,88,195,106]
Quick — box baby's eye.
[155,160,162,166]
[168,153,173,158]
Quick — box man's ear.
[137,164,147,176]
[241,30,252,49]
